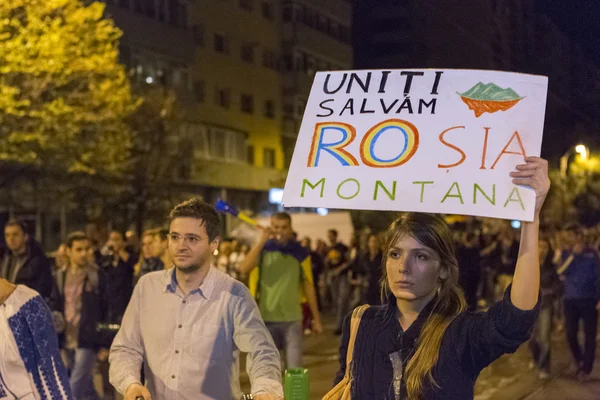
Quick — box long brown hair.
[381,213,466,400]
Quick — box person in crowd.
[528,235,560,379]
[239,212,323,369]
[110,198,283,400]
[217,240,233,275]
[457,232,482,311]
[0,219,54,305]
[301,237,325,311]
[98,231,135,326]
[55,232,110,399]
[478,233,498,308]
[0,278,72,399]
[557,223,600,381]
[353,234,384,306]
[125,230,140,265]
[135,229,163,280]
[494,230,519,301]
[150,228,171,270]
[325,229,350,335]
[330,156,549,399]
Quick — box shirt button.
[175,350,179,354]
[183,300,187,304]
[172,375,176,379]
[178,324,182,328]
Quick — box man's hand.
[124,383,152,400]
[254,394,282,400]
[312,319,323,334]
[97,348,109,362]
[257,225,272,245]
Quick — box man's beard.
[174,263,202,274]
[174,255,208,274]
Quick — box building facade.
[101,0,353,227]
[352,0,600,159]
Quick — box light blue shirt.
[109,267,283,400]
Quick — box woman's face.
[386,235,446,302]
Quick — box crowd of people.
[0,157,598,399]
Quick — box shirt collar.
[163,267,216,300]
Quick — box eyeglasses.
[167,233,203,245]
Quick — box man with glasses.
[109,198,283,400]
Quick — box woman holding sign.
[329,157,550,400]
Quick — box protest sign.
[282,69,548,221]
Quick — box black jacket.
[334,286,539,399]
[55,264,112,350]
[0,240,54,305]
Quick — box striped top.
[0,285,71,399]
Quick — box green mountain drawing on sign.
[458,82,523,101]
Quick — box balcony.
[192,160,286,192]
[105,4,195,63]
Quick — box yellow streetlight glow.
[576,144,588,159]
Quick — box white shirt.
[109,267,283,400]
[0,286,70,400]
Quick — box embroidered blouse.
[0,285,71,399]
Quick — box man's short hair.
[67,231,89,248]
[143,228,168,241]
[5,219,28,234]
[272,212,292,224]
[142,229,156,238]
[328,229,338,237]
[168,198,221,241]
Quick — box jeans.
[265,320,303,369]
[564,298,598,374]
[529,305,553,373]
[65,348,100,400]
[331,274,351,331]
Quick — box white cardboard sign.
[282,69,548,221]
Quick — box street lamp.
[559,144,589,222]
[576,144,589,160]
[561,144,588,179]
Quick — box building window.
[241,43,254,63]
[263,148,276,168]
[146,0,155,17]
[193,81,205,103]
[241,94,254,114]
[262,1,274,20]
[247,145,255,165]
[134,0,145,14]
[214,33,229,54]
[215,87,231,109]
[158,0,166,21]
[264,100,275,118]
[192,25,204,46]
[282,4,292,22]
[168,0,180,26]
[263,50,276,69]
[180,2,188,28]
[239,0,253,11]
[283,103,294,116]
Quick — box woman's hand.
[510,156,551,219]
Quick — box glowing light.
[146,76,154,84]
[316,207,329,216]
[576,144,588,159]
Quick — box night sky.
[537,0,600,65]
